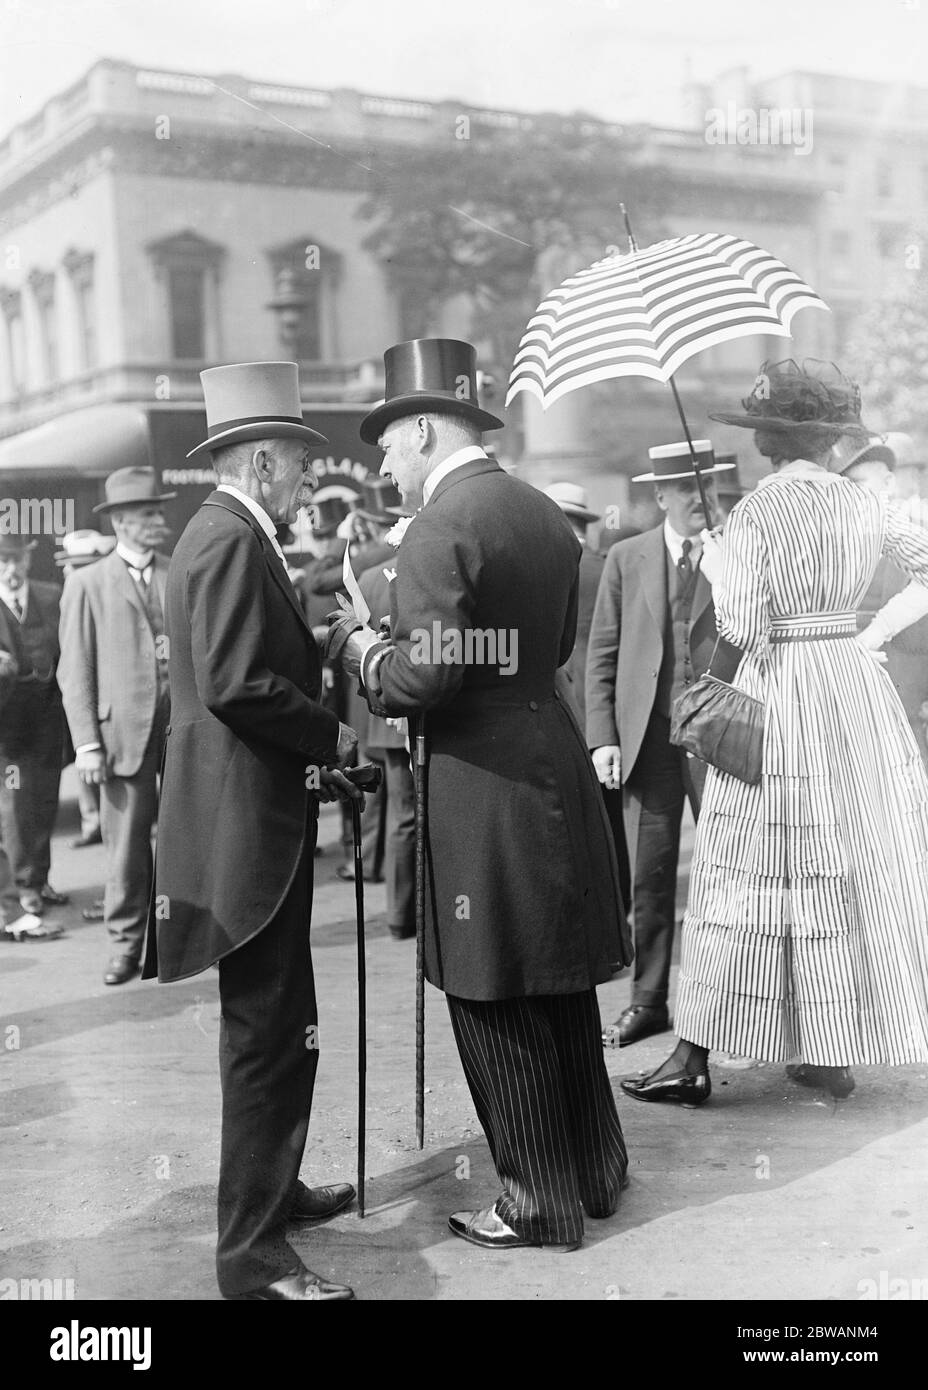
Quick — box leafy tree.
[844,237,928,433]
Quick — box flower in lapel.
[385,515,416,548]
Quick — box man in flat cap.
[58,467,173,985]
[328,338,631,1254]
[143,362,361,1302]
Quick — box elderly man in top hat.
[55,531,116,852]
[143,361,362,1302]
[0,531,69,928]
[327,338,631,1253]
[58,467,174,985]
[586,441,733,1048]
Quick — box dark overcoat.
[585,524,720,779]
[142,491,340,983]
[365,454,632,1001]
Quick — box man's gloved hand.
[699,527,724,587]
[324,611,381,678]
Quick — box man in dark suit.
[58,467,174,985]
[143,362,362,1303]
[329,339,632,1253]
[586,441,730,1047]
[0,533,68,921]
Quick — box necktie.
[11,595,23,621]
[678,538,693,584]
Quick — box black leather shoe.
[335,865,384,884]
[602,1004,670,1048]
[70,829,102,848]
[290,1182,355,1223]
[237,1266,355,1301]
[621,1069,711,1105]
[82,900,105,922]
[103,954,139,986]
[389,925,415,940]
[448,1205,581,1252]
[786,1063,855,1099]
[39,884,70,906]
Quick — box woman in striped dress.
[623,360,928,1104]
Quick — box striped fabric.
[446,990,627,1244]
[676,463,928,1066]
[506,233,828,408]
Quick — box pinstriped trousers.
[446,989,627,1245]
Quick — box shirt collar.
[422,446,488,507]
[116,542,154,573]
[663,519,702,566]
[216,484,286,563]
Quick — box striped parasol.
[506,230,829,410]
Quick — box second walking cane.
[414,712,427,1150]
[346,761,383,1217]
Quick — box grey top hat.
[93,466,177,515]
[187,361,329,459]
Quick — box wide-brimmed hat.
[542,482,601,524]
[0,533,37,557]
[53,529,116,567]
[354,475,403,523]
[93,465,177,515]
[360,339,504,445]
[831,433,896,476]
[710,359,870,439]
[187,361,328,460]
[632,439,733,483]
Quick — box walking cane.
[345,762,383,1218]
[414,713,427,1150]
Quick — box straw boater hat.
[93,465,176,515]
[187,361,328,460]
[542,482,601,524]
[830,433,896,476]
[710,359,870,441]
[632,439,734,483]
[360,339,504,446]
[54,529,116,567]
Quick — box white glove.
[863,581,928,648]
[699,528,724,588]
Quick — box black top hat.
[0,533,37,557]
[355,475,403,522]
[310,496,350,536]
[710,359,870,440]
[360,339,504,446]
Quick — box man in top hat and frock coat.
[142,362,362,1302]
[586,441,735,1048]
[326,339,632,1254]
[58,468,174,984]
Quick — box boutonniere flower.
[385,514,416,548]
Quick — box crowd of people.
[4,343,928,1301]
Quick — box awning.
[0,405,153,478]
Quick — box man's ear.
[415,416,432,457]
[251,447,272,482]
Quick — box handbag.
[669,638,763,784]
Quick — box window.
[28,268,58,383]
[63,248,96,370]
[875,161,893,199]
[875,224,904,259]
[265,237,341,361]
[146,230,225,361]
[0,287,25,394]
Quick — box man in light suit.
[328,339,631,1254]
[58,466,174,985]
[586,442,732,1047]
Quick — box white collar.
[116,541,154,572]
[663,519,702,566]
[422,446,488,507]
[217,484,286,563]
[758,459,842,487]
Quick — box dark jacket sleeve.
[186,521,340,762]
[365,509,478,715]
[585,545,622,750]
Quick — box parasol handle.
[669,376,713,530]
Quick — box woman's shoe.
[620,1069,711,1106]
[786,1063,855,1099]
